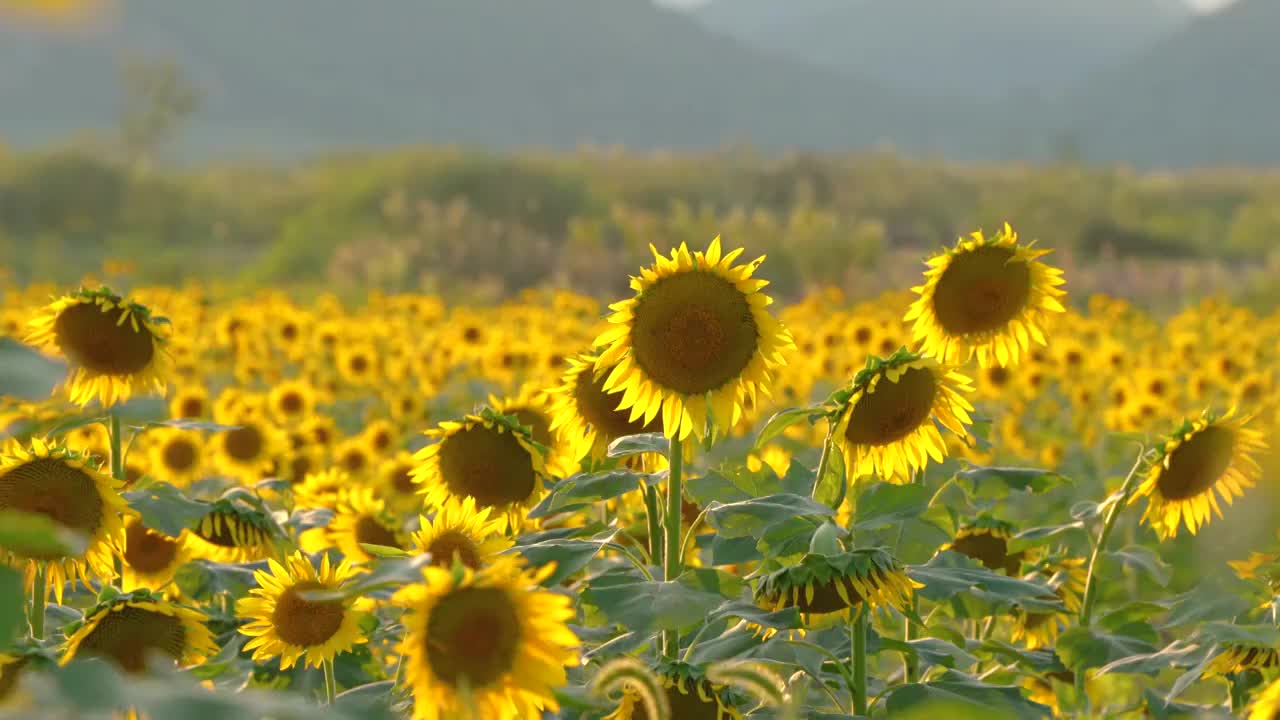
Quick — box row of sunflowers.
[0,225,1277,718]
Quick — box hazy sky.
[657,0,1237,10]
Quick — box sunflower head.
[62,589,217,674]
[120,516,190,592]
[605,661,743,720]
[547,352,665,464]
[829,348,975,484]
[293,468,351,510]
[945,517,1024,575]
[412,409,547,529]
[491,387,578,478]
[392,557,578,720]
[267,379,316,424]
[755,548,921,617]
[593,237,793,440]
[1204,645,1280,678]
[236,551,370,670]
[377,450,422,517]
[905,224,1066,367]
[1010,556,1087,650]
[0,438,128,602]
[184,494,283,563]
[1132,409,1267,539]
[168,385,210,420]
[213,416,286,484]
[326,487,408,564]
[411,495,513,571]
[1249,676,1280,720]
[26,287,171,407]
[147,427,204,486]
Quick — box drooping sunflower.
[547,352,665,464]
[62,590,217,674]
[146,427,204,486]
[26,287,171,407]
[606,661,742,720]
[905,224,1066,367]
[412,410,547,528]
[943,517,1025,576]
[0,438,128,603]
[236,552,370,670]
[211,416,286,484]
[410,495,512,571]
[120,516,190,592]
[830,349,975,484]
[593,237,793,440]
[323,487,408,564]
[183,496,282,563]
[1132,409,1267,539]
[392,557,579,720]
[755,548,922,618]
[1204,645,1280,677]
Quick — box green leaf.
[812,446,845,510]
[0,567,23,648]
[1094,640,1205,677]
[359,543,411,558]
[706,493,833,539]
[124,483,211,537]
[686,470,754,505]
[1195,622,1280,648]
[529,470,654,519]
[852,482,932,531]
[0,509,88,559]
[1103,545,1171,587]
[1161,583,1254,629]
[753,407,817,450]
[1006,521,1086,553]
[909,552,1063,612]
[883,670,1051,719]
[301,554,435,602]
[144,418,242,432]
[1144,688,1235,720]
[877,636,979,671]
[44,415,106,438]
[607,433,667,458]
[955,466,1069,495]
[509,533,617,586]
[585,570,737,632]
[334,681,399,720]
[1057,624,1158,672]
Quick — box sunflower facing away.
[393,557,579,720]
[905,224,1066,367]
[236,552,370,670]
[755,548,921,617]
[1132,409,1266,539]
[1204,644,1280,677]
[26,287,170,407]
[410,495,513,571]
[606,661,743,720]
[0,438,128,603]
[412,410,546,528]
[62,590,217,674]
[547,352,664,464]
[944,517,1025,576]
[183,497,282,563]
[830,349,975,483]
[594,237,793,440]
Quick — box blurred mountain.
[693,0,1192,100]
[1057,0,1280,165]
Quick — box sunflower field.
[0,224,1277,720]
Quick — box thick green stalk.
[29,562,46,640]
[1078,449,1147,626]
[643,485,662,566]
[851,605,868,716]
[323,657,337,704]
[109,413,124,481]
[904,594,918,683]
[662,437,685,657]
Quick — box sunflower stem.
[109,412,126,584]
[1079,448,1147,627]
[662,437,685,658]
[29,562,46,640]
[643,485,662,566]
[850,604,868,716]
[322,657,337,705]
[903,594,918,683]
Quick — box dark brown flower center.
[279,391,304,415]
[162,438,198,472]
[766,574,866,614]
[426,530,483,570]
[354,515,401,549]
[78,606,187,674]
[437,426,536,509]
[424,587,521,689]
[931,246,1032,336]
[178,397,206,418]
[631,271,759,395]
[844,367,937,447]
[0,458,104,553]
[53,302,155,375]
[391,465,416,495]
[272,581,346,647]
[951,530,1022,575]
[224,426,264,461]
[340,448,367,473]
[124,522,179,574]
[574,364,662,441]
[511,409,552,449]
[1157,425,1236,501]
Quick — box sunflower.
[1132,409,1267,539]
[168,385,210,420]
[25,288,170,407]
[332,437,375,479]
[236,552,370,670]
[593,237,793,440]
[267,379,316,425]
[547,352,665,464]
[944,517,1025,575]
[323,487,408,564]
[146,428,204,486]
[212,416,285,484]
[183,497,281,563]
[410,495,512,570]
[1204,645,1280,677]
[62,591,217,674]
[412,410,546,528]
[606,662,742,720]
[0,438,128,603]
[376,451,422,517]
[336,341,380,387]
[905,224,1066,367]
[361,418,400,455]
[120,516,190,591]
[1250,676,1280,720]
[830,349,975,484]
[293,468,350,510]
[392,557,579,720]
[1011,556,1086,649]
[755,548,921,617]
[491,388,578,478]
[300,414,340,452]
